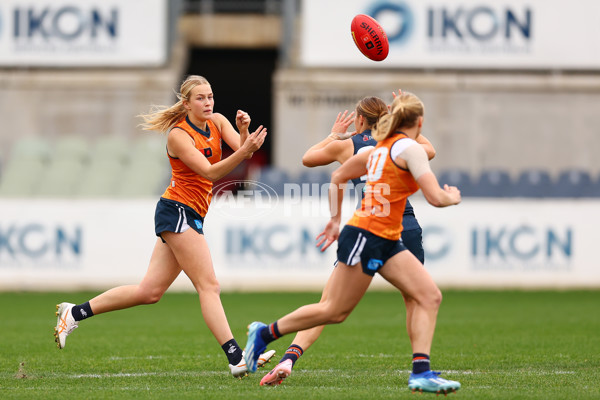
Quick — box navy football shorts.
[401,227,425,264]
[336,225,407,276]
[154,197,204,242]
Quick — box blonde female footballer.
[54,75,274,377]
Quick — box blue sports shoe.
[244,322,268,373]
[408,370,461,395]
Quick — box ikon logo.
[0,223,82,262]
[12,5,118,41]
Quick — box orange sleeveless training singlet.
[346,133,420,241]
[161,116,222,217]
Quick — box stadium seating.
[470,169,514,197]
[296,168,331,185]
[552,169,596,198]
[253,166,291,195]
[0,134,172,198]
[115,134,170,197]
[78,136,130,197]
[511,169,554,198]
[294,169,332,197]
[0,136,52,197]
[35,136,90,197]
[1,133,598,201]
[437,169,476,197]
[580,171,600,197]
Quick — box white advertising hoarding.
[0,0,168,66]
[0,197,598,291]
[301,0,600,69]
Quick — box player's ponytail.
[373,92,424,141]
[138,75,210,133]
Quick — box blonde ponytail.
[372,92,424,141]
[138,75,210,133]
[372,113,394,141]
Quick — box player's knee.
[424,288,442,310]
[138,288,164,304]
[329,313,349,324]
[327,307,353,324]
[412,287,441,311]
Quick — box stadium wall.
[0,197,597,291]
[0,67,181,160]
[0,0,185,161]
[272,69,600,178]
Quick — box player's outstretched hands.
[241,125,267,159]
[390,89,403,110]
[443,184,462,205]
[316,218,340,252]
[328,110,356,140]
[236,109,251,132]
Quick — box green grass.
[1,290,599,399]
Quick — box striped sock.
[412,353,431,374]
[280,344,304,367]
[260,321,282,344]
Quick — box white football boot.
[230,349,276,378]
[54,302,79,349]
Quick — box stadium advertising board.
[0,200,158,290]
[0,197,598,291]
[0,0,167,66]
[301,0,600,69]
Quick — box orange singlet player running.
[244,91,462,395]
[261,93,437,387]
[53,75,275,378]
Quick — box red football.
[350,14,389,61]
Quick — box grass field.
[1,290,598,399]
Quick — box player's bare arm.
[168,125,266,182]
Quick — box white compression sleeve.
[390,138,432,180]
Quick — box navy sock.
[222,339,243,365]
[71,302,94,321]
[279,344,304,367]
[260,321,282,344]
[412,353,431,374]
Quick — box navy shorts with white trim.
[336,225,407,276]
[154,197,204,242]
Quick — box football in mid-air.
[350,14,389,61]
